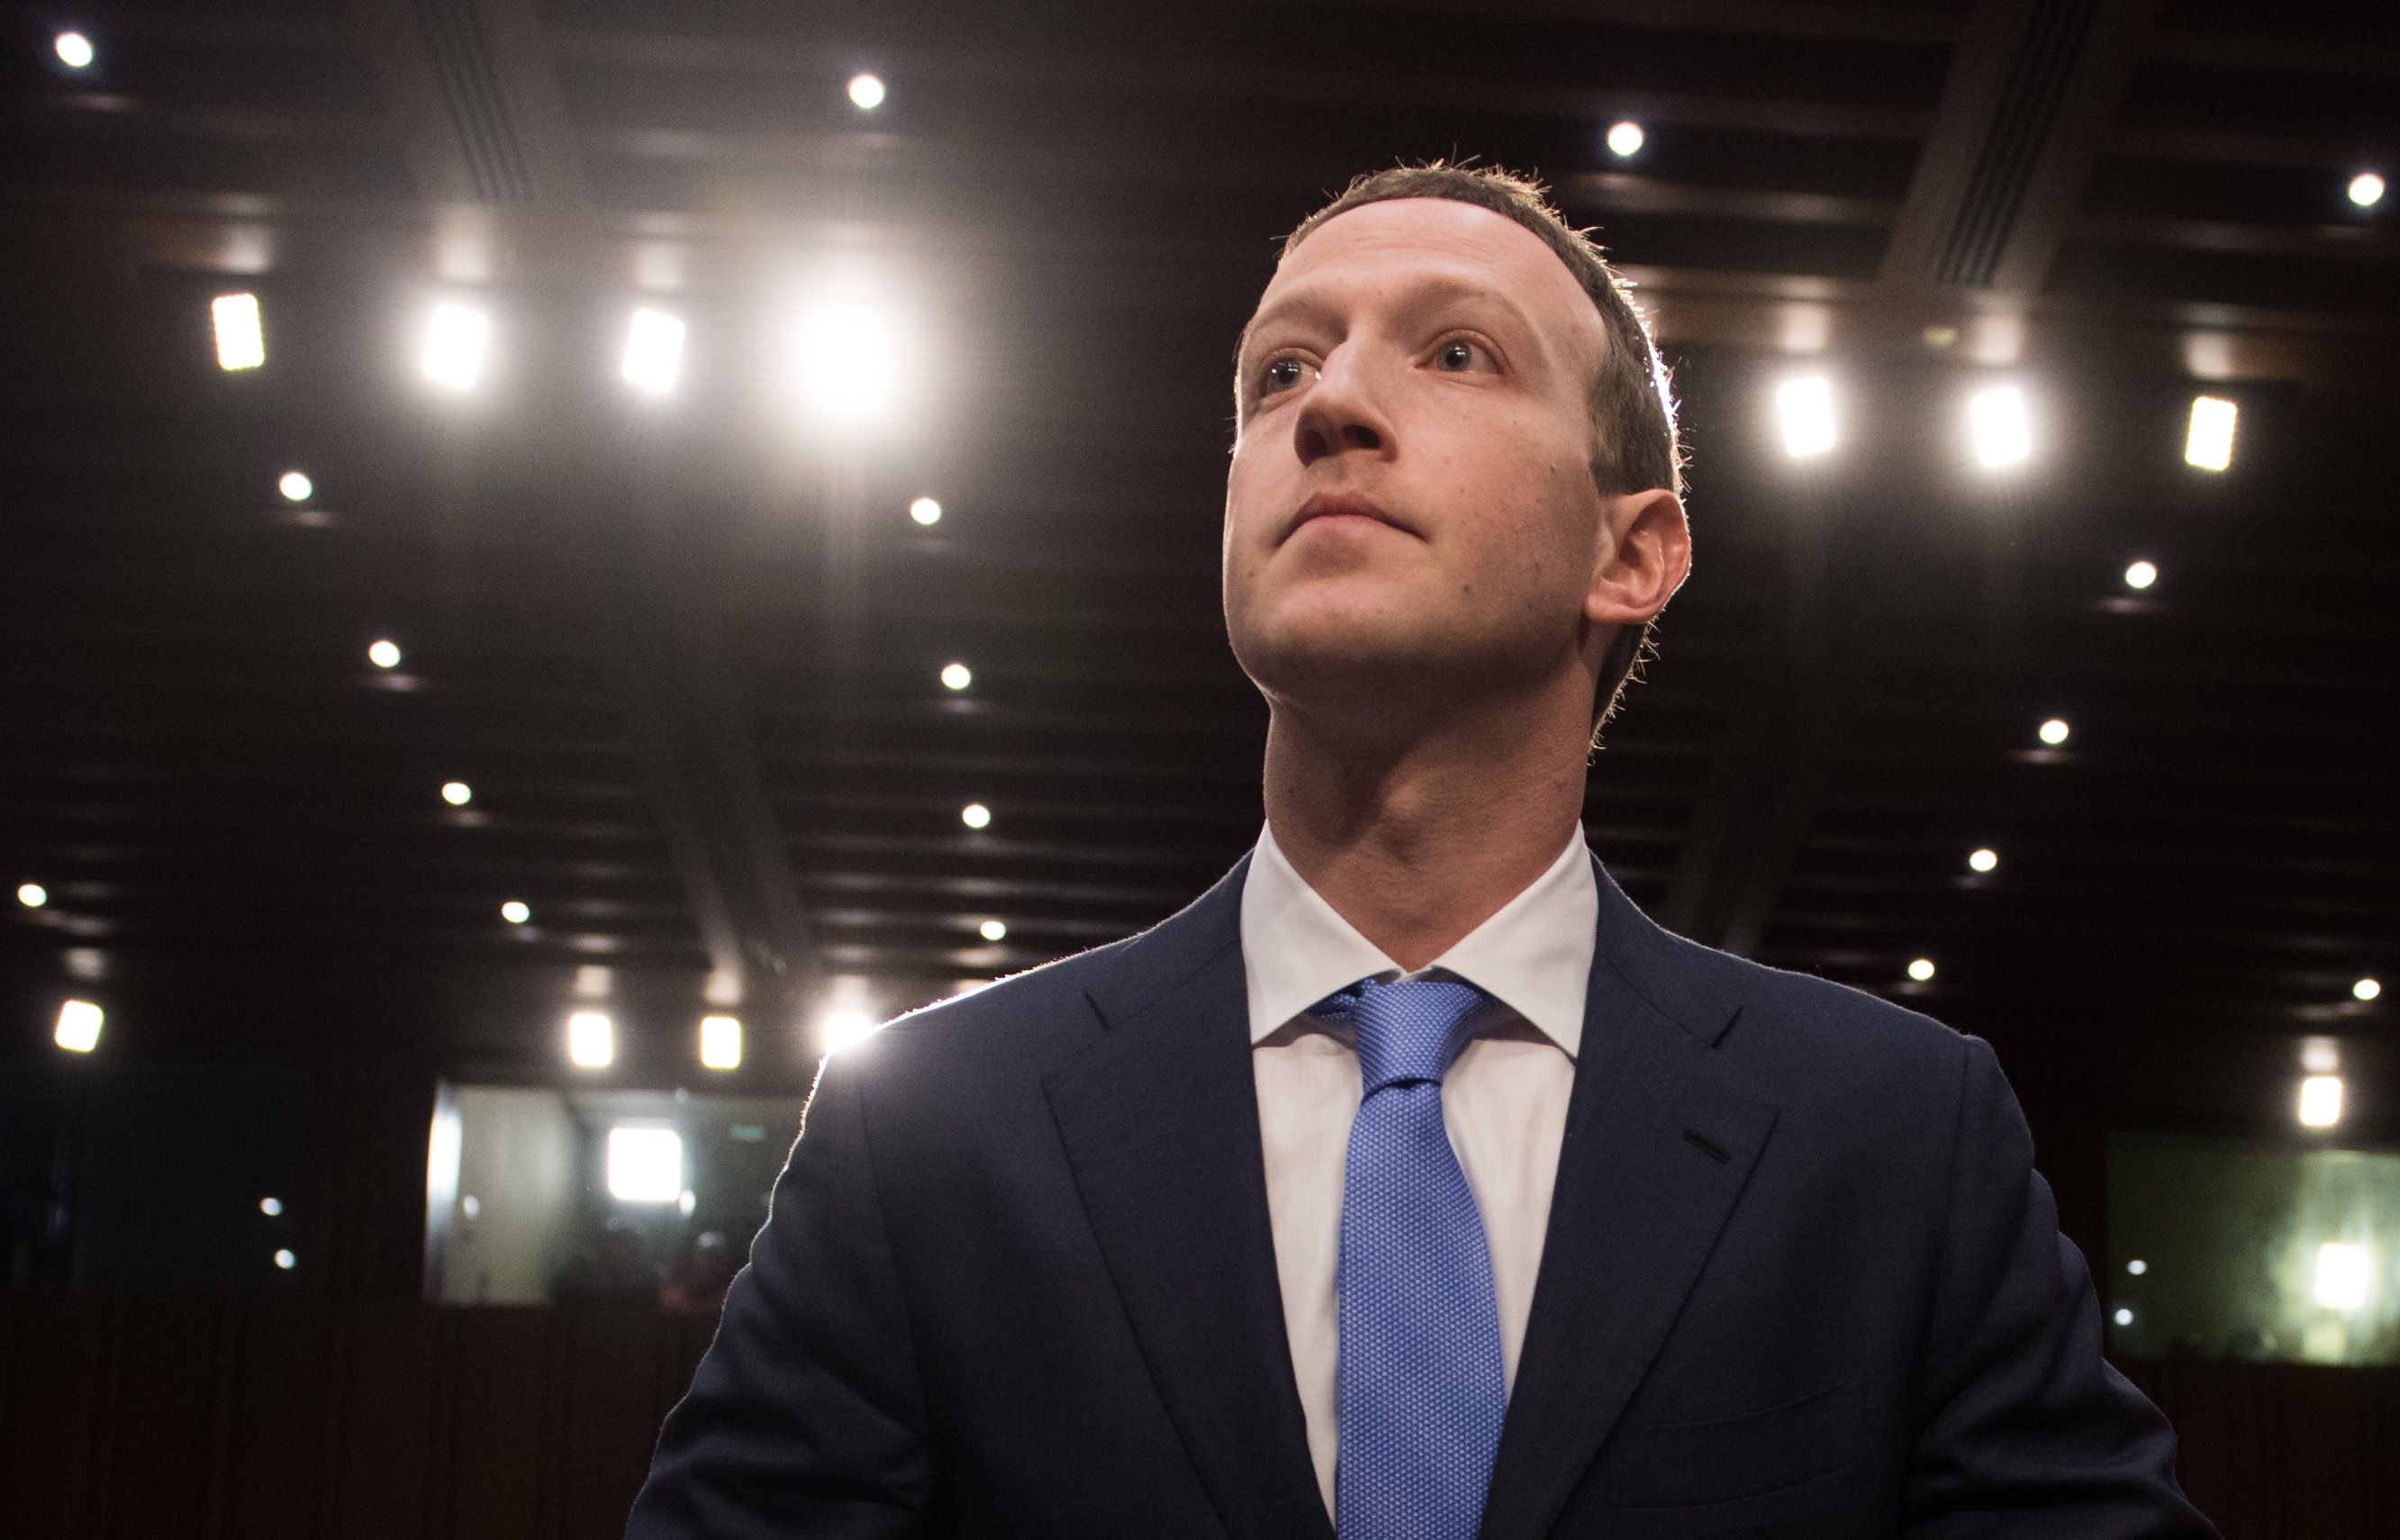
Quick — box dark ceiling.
[2,0,2394,1083]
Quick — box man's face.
[1223,196,1616,720]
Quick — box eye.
[1434,337,1489,373]
[1258,355,1307,396]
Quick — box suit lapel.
[1477,856,1782,1540]
[1044,854,1336,1540]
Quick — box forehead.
[1246,196,1605,366]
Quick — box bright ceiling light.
[2112,1307,2133,1327]
[278,470,313,502]
[979,919,1008,942]
[213,293,265,371]
[2298,1073,2343,1128]
[501,900,530,925]
[421,300,491,390]
[607,1125,684,1202]
[2184,394,2236,472]
[54,31,95,68]
[2038,717,2070,747]
[273,1248,297,1271]
[2349,172,2386,210]
[847,73,885,109]
[2124,559,2158,590]
[1606,121,1644,158]
[55,999,104,1053]
[960,802,992,829]
[820,1007,878,1055]
[17,883,46,908]
[2126,1258,2148,1275]
[367,639,402,669]
[1906,957,1936,983]
[790,278,915,432]
[1968,385,2031,467]
[940,662,972,691]
[909,496,943,526]
[2357,977,2383,1002]
[700,1014,742,1071]
[1968,847,1998,874]
[260,1196,284,1216]
[567,1010,615,1069]
[620,306,685,395]
[2314,1242,2370,1310]
[1774,376,1836,458]
[440,780,473,806]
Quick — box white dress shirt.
[1239,820,1597,1520]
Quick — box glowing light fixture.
[567,1010,615,1068]
[620,306,685,395]
[54,31,95,68]
[790,274,916,432]
[17,883,46,908]
[2127,1259,2148,1275]
[213,293,265,371]
[55,999,104,1053]
[2038,718,2070,747]
[259,1197,284,1217]
[1968,847,1998,874]
[606,1125,684,1203]
[501,900,530,925]
[909,496,943,526]
[1775,376,1836,458]
[2124,559,2158,591]
[2113,1307,2133,1327]
[2184,395,2237,472]
[2349,172,2386,210]
[1906,957,1936,983]
[2356,977,2382,1002]
[421,300,491,390]
[2298,1073,2343,1128]
[440,780,473,806]
[273,1248,297,1271]
[848,72,886,110]
[277,470,313,502]
[367,639,402,669]
[960,802,992,830]
[1606,121,1644,159]
[699,1013,742,1071]
[2314,1242,2370,1310]
[940,662,972,691]
[820,1007,877,1055]
[979,919,1008,942]
[1968,385,2031,467]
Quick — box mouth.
[1282,492,1410,544]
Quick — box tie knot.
[1313,975,1490,1094]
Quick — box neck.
[1261,675,1591,971]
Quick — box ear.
[1585,487,1690,629]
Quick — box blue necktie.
[1313,974,1507,1540]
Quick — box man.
[626,163,2216,1538]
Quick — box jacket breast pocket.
[1598,1373,1870,1509]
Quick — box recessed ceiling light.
[699,1013,742,1070]
[213,293,265,371]
[1774,376,1835,458]
[55,999,104,1053]
[1968,847,1998,874]
[2038,718,2070,747]
[2113,1307,2133,1327]
[2297,1073,2343,1128]
[421,300,490,390]
[620,306,685,395]
[960,802,992,830]
[277,470,313,502]
[501,900,530,925]
[567,1010,615,1068]
[259,1196,284,1217]
[909,496,942,526]
[2357,977,2383,1002]
[979,919,1008,942]
[2126,1258,2148,1275]
[2123,559,2158,590]
[940,662,972,691]
[53,31,95,68]
[2348,171,2386,209]
[273,1248,297,1271]
[2184,395,2236,472]
[606,1125,682,1200]
[440,781,473,806]
[16,882,47,908]
[367,639,402,669]
[1968,385,2031,467]
[820,1006,878,1054]
[1606,121,1644,158]
[848,73,886,110]
[1906,957,1936,983]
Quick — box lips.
[1284,492,1408,543]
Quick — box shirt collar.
[1238,820,1597,1056]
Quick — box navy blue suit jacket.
[628,851,2216,1538]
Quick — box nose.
[1292,344,1390,467]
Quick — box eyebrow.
[1233,272,1544,375]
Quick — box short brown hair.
[1259,159,1682,739]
